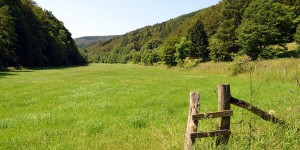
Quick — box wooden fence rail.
[192,110,233,120]
[184,84,285,150]
[230,97,285,125]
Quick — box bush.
[141,50,160,66]
[132,51,141,64]
[258,47,278,60]
[229,55,253,76]
[183,58,199,68]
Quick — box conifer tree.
[189,20,209,61]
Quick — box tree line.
[0,0,87,69]
[85,0,300,66]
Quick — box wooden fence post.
[216,84,231,146]
[184,92,200,150]
[284,67,287,76]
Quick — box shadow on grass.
[0,72,17,78]
[0,68,34,78]
[277,50,300,58]
[1,64,89,72]
[0,64,89,78]
[29,64,89,71]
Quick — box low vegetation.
[0,59,299,149]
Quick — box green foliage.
[75,36,117,49]
[160,37,179,66]
[85,4,224,66]
[236,0,294,60]
[229,55,253,75]
[175,37,191,65]
[295,25,300,44]
[199,3,223,37]
[209,0,251,61]
[0,5,16,68]
[0,0,87,68]
[258,47,278,60]
[140,39,162,65]
[208,37,232,62]
[183,58,199,68]
[189,20,209,61]
[132,51,141,64]
[144,39,162,50]
[141,50,160,66]
[84,0,298,66]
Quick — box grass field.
[0,59,299,149]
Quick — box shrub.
[258,47,278,60]
[132,51,141,64]
[183,58,200,68]
[229,55,253,76]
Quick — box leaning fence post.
[216,84,231,146]
[184,92,200,150]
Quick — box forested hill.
[85,0,300,66]
[0,0,87,68]
[75,36,118,49]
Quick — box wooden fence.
[184,84,285,150]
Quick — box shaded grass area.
[278,49,300,58]
[0,72,16,78]
[274,42,299,58]
[0,61,299,149]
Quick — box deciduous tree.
[209,0,252,61]
[236,0,293,59]
[175,37,191,64]
[0,5,16,68]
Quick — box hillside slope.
[85,3,223,63]
[85,0,299,65]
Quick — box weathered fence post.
[184,92,200,150]
[183,84,287,148]
[216,84,231,146]
[284,67,287,76]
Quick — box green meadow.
[0,59,299,149]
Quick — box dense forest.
[0,0,87,68]
[85,0,300,66]
[75,36,118,49]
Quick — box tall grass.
[0,59,299,149]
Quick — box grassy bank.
[0,59,299,149]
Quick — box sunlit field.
[1,59,299,149]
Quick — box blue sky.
[34,0,221,38]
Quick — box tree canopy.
[236,0,293,59]
[2,0,298,68]
[71,0,300,65]
[0,0,87,68]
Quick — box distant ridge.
[75,36,118,48]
